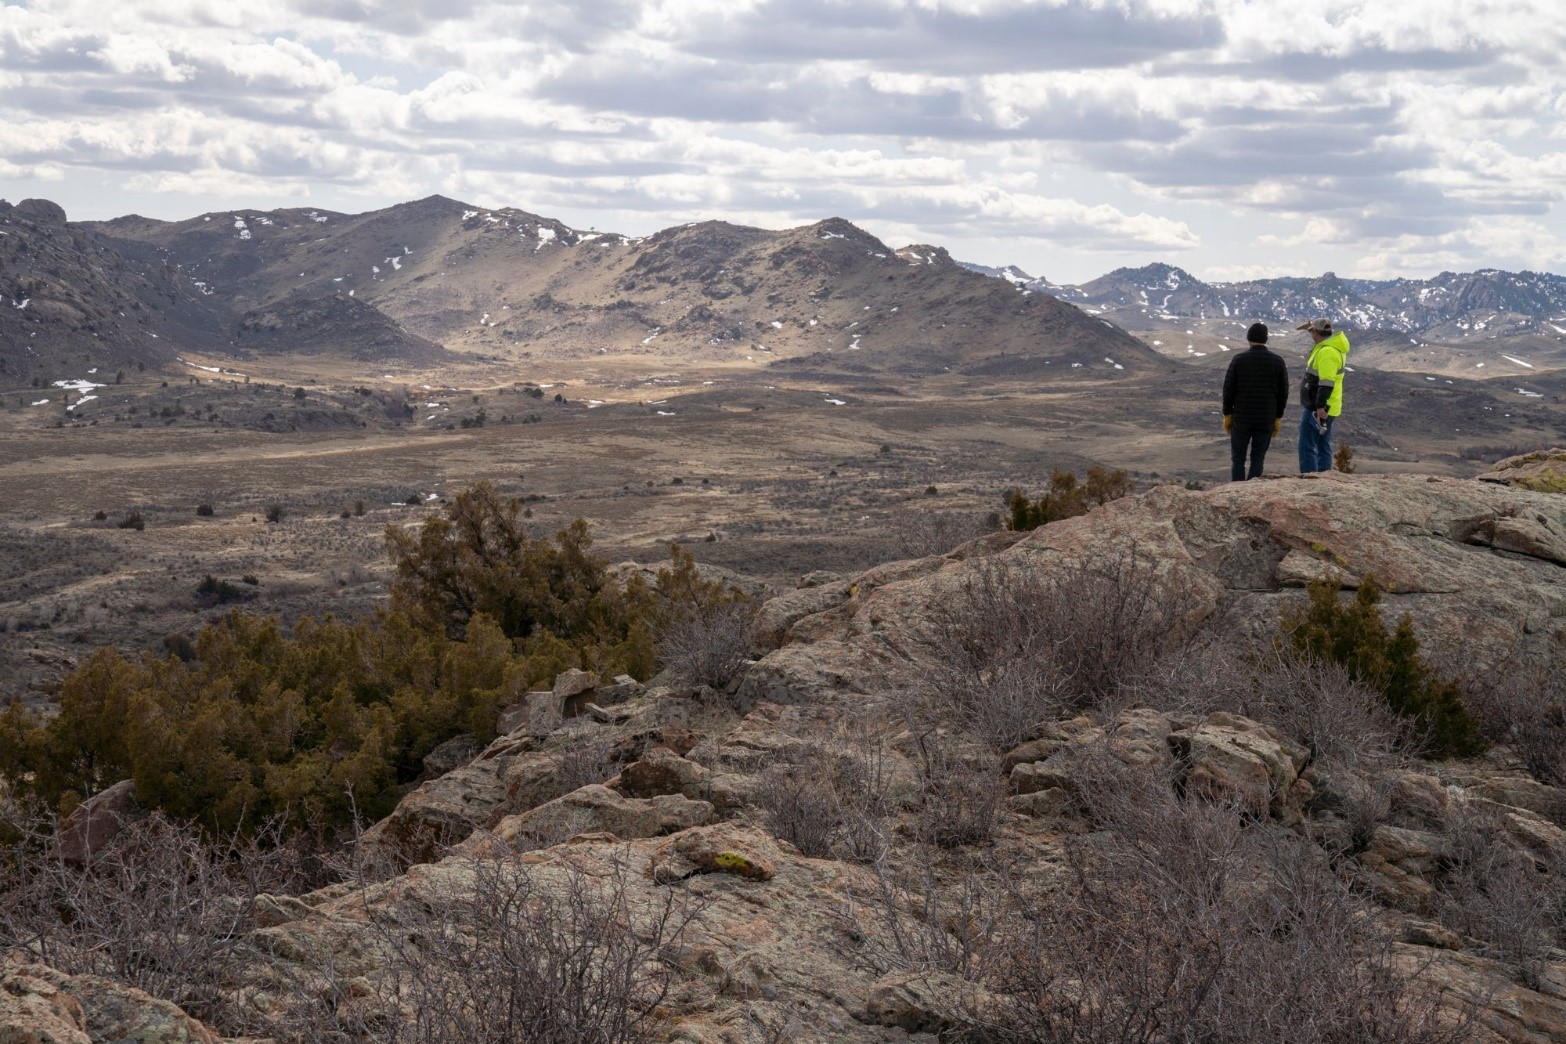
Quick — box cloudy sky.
[2,0,1563,283]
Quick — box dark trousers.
[1230,420,1273,481]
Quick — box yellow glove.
[1222,415,1233,434]
[1272,418,1281,437]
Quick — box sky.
[1,0,1563,284]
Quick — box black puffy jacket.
[1222,345,1290,426]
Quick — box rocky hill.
[0,198,225,385]
[9,470,1563,1042]
[77,196,1163,379]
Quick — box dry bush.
[757,718,900,863]
[967,773,1468,1043]
[1437,802,1566,990]
[554,735,633,795]
[656,595,757,690]
[839,746,1469,1043]
[1241,653,1412,772]
[759,758,842,858]
[835,843,1008,981]
[827,714,900,865]
[918,553,1204,751]
[0,805,310,1033]
[1467,660,1566,790]
[907,730,1001,849]
[886,509,991,560]
[362,851,697,1044]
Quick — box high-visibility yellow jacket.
[1307,332,1350,417]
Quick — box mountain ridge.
[5,194,1166,383]
[964,259,1566,344]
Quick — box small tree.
[1006,466,1132,531]
[1282,579,1484,758]
[1335,442,1357,473]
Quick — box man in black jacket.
[1222,322,1290,481]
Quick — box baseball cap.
[1296,318,1333,334]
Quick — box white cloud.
[0,0,1562,280]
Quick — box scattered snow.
[535,227,557,251]
[14,297,29,309]
[30,399,49,406]
[66,395,97,410]
[824,398,847,406]
[1550,324,1566,335]
[770,320,783,329]
[462,210,478,220]
[657,410,676,416]
[1517,388,1543,397]
[53,379,106,393]
[808,319,818,326]
[1501,355,1534,368]
[1152,340,1163,346]
[820,232,846,240]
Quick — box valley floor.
[1,360,1562,705]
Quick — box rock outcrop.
[0,960,225,1044]
[748,473,1566,703]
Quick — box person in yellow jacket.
[1296,318,1349,473]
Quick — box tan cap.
[1297,318,1332,334]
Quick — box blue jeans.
[1298,409,1335,473]
[1230,420,1273,481]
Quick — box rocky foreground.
[6,467,1566,1043]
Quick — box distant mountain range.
[0,194,1159,385]
[962,260,1566,344]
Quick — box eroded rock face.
[57,778,139,865]
[478,784,715,848]
[746,474,1566,704]
[1169,712,1309,819]
[1481,448,1566,493]
[0,961,222,1044]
